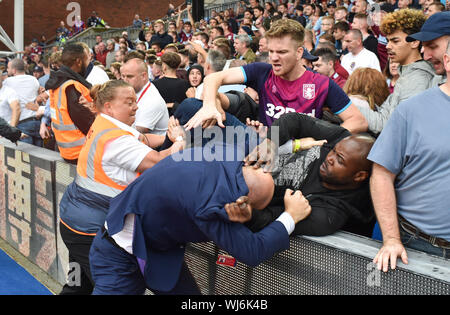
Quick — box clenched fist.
[283,189,311,223]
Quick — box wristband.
[293,139,301,153]
[175,136,184,142]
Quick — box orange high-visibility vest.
[49,80,92,160]
[76,115,135,197]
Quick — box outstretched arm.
[184,67,246,130]
[338,103,368,134]
[371,163,408,272]
[267,112,351,146]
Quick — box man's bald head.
[120,58,149,93]
[343,134,375,171]
[242,166,275,210]
[320,134,375,190]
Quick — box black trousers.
[59,222,95,295]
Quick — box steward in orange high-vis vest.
[59,113,148,237]
[57,79,186,295]
[76,114,135,198]
[45,44,96,165]
[49,79,93,161]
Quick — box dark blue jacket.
[106,147,289,292]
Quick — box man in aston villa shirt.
[185,19,368,134]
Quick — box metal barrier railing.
[0,138,449,295]
[51,0,243,48]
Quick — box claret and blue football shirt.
[241,62,352,126]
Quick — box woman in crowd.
[109,62,122,80]
[343,67,390,111]
[383,59,400,94]
[58,80,185,295]
[185,64,204,99]
[153,52,191,116]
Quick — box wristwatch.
[175,136,184,142]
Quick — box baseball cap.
[33,66,44,73]
[379,3,395,13]
[240,25,255,37]
[406,11,450,42]
[302,47,319,61]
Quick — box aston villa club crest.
[303,84,315,100]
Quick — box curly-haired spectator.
[357,8,434,135]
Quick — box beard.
[79,62,89,78]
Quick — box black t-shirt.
[152,77,190,115]
[245,113,374,237]
[153,77,190,103]
[363,34,379,59]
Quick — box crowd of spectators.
[1,0,450,292]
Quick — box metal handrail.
[44,0,243,49]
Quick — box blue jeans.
[17,118,43,147]
[400,227,450,259]
[373,221,450,259]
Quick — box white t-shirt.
[3,74,40,121]
[341,48,381,75]
[100,113,152,186]
[86,65,110,86]
[134,82,169,135]
[0,85,20,124]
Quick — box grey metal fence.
[2,138,448,295]
[185,232,450,295]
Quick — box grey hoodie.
[357,60,436,135]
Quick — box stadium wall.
[0,0,184,50]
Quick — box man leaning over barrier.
[239,113,376,237]
[163,99,376,237]
[89,144,312,295]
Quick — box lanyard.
[137,82,151,104]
